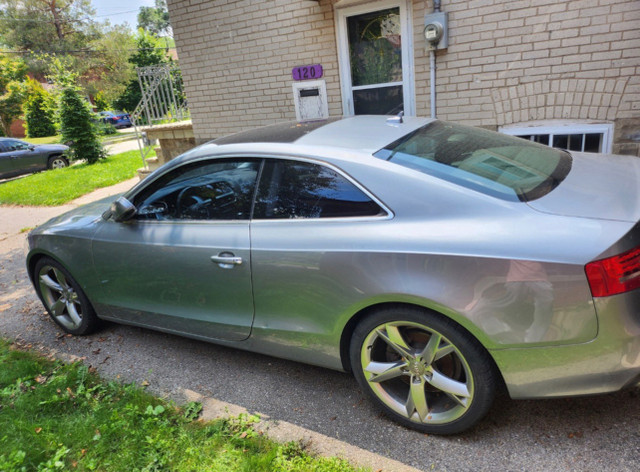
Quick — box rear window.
[374,121,572,202]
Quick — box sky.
[91,0,155,29]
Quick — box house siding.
[167,0,640,154]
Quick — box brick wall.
[167,0,342,141]
[167,0,640,151]
[414,0,640,130]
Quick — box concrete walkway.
[0,138,141,252]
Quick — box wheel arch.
[339,301,507,391]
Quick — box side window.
[132,159,260,221]
[7,140,29,151]
[254,160,384,219]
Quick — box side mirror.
[109,196,137,222]
[28,145,35,151]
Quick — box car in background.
[25,116,640,434]
[0,138,69,179]
[98,111,132,129]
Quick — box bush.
[59,86,105,164]
[25,89,57,138]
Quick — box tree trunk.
[45,0,65,40]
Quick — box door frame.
[334,0,416,116]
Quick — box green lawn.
[0,339,364,472]
[0,149,147,206]
[23,134,136,145]
[24,135,62,145]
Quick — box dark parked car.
[25,116,640,434]
[98,111,132,129]
[0,138,69,179]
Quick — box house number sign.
[292,64,323,81]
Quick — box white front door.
[336,0,415,116]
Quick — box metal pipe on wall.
[430,49,437,118]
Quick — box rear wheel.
[350,307,496,435]
[34,257,99,335]
[48,155,68,170]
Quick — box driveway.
[1,180,639,471]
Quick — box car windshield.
[374,121,572,202]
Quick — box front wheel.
[350,307,496,435]
[34,257,100,335]
[48,155,68,170]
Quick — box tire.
[48,155,68,170]
[350,306,496,435]
[33,257,100,335]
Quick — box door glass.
[254,160,384,219]
[353,85,403,115]
[132,159,260,221]
[347,7,403,115]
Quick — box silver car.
[25,116,640,434]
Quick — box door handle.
[211,253,243,269]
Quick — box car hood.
[526,151,640,223]
[36,144,69,152]
[31,195,117,236]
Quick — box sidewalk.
[0,177,139,253]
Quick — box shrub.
[59,86,105,164]
[25,88,57,137]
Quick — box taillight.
[585,246,640,297]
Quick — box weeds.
[0,339,365,472]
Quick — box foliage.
[93,91,110,112]
[0,0,101,55]
[0,339,366,471]
[113,30,170,113]
[138,0,172,37]
[95,121,118,136]
[59,85,106,164]
[0,55,28,137]
[49,58,105,164]
[24,81,57,138]
[0,149,146,206]
[81,26,137,105]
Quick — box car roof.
[212,115,432,153]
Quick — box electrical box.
[424,11,448,51]
[292,80,329,122]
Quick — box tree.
[0,55,27,137]
[81,25,137,105]
[50,57,105,164]
[59,85,105,163]
[24,80,57,137]
[0,0,101,55]
[113,30,169,113]
[137,0,172,37]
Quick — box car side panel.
[247,217,598,369]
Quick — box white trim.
[334,0,415,116]
[499,122,614,153]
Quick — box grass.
[0,339,364,472]
[24,135,62,145]
[0,149,148,206]
[23,133,136,146]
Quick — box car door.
[91,158,260,341]
[4,139,39,174]
[0,142,13,177]
[249,158,390,354]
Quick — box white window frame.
[335,0,415,116]
[499,122,614,154]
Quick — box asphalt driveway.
[1,180,639,471]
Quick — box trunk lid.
[527,151,640,223]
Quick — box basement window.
[499,122,613,154]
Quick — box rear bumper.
[491,291,640,399]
